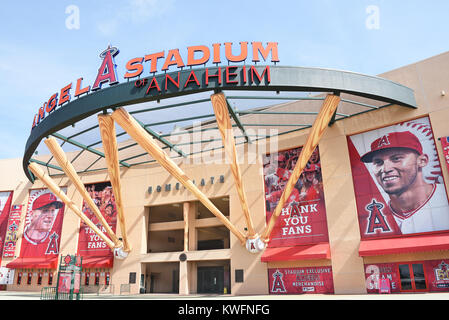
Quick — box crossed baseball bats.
[28,93,340,257]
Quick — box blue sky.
[1,0,449,160]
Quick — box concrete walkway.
[1,291,449,300]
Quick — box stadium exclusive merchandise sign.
[269,266,334,294]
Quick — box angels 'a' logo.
[377,135,390,148]
[45,232,59,255]
[271,269,287,293]
[365,200,391,234]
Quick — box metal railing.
[40,287,83,300]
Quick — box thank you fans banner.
[78,182,117,258]
[263,146,328,247]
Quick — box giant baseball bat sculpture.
[44,137,121,248]
[210,92,256,239]
[28,162,116,251]
[111,107,247,245]
[98,114,131,253]
[260,94,340,245]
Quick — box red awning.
[359,234,449,257]
[81,256,113,268]
[6,256,58,269]
[261,243,331,262]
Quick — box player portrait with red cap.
[349,117,449,236]
[21,189,65,256]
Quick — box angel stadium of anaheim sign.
[30,42,279,130]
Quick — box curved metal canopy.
[24,65,416,182]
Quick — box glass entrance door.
[398,263,428,292]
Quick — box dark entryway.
[197,266,224,294]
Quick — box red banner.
[3,204,22,258]
[268,266,334,294]
[20,189,66,258]
[348,117,449,239]
[77,182,117,258]
[440,136,449,174]
[0,192,13,263]
[263,146,329,247]
[424,259,449,291]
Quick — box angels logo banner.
[77,182,117,257]
[263,146,329,247]
[20,189,66,257]
[0,192,13,263]
[268,266,334,294]
[348,116,449,239]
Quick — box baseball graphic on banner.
[348,116,449,238]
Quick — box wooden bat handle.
[28,162,116,250]
[211,92,256,237]
[111,107,247,245]
[44,137,121,247]
[261,94,340,242]
[98,114,131,252]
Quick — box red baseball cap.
[360,131,423,163]
[304,164,319,172]
[32,193,63,210]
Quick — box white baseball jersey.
[391,183,449,234]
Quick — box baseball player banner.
[268,266,334,294]
[3,204,22,258]
[20,189,66,257]
[0,192,13,263]
[263,146,329,247]
[348,116,449,239]
[77,182,117,258]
